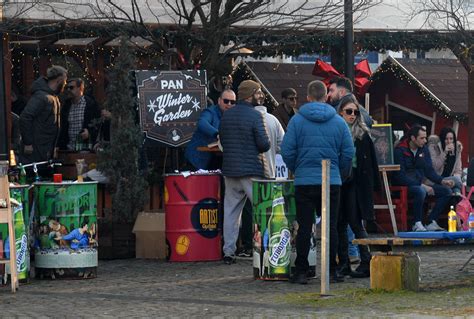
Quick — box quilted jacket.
[219,101,270,177]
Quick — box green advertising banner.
[252,179,317,280]
[0,186,31,282]
[34,182,98,279]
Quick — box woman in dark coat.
[337,94,381,278]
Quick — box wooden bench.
[354,237,474,291]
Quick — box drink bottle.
[9,150,16,167]
[448,206,457,233]
[268,184,291,276]
[468,213,474,232]
[19,165,26,185]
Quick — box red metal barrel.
[164,174,222,261]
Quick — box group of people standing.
[185,76,383,284]
[12,65,110,166]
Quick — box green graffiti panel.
[35,183,98,255]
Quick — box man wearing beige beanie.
[219,79,271,264]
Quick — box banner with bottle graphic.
[0,186,31,282]
[34,182,98,279]
[252,180,317,280]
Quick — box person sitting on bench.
[392,125,454,232]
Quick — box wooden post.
[379,165,400,235]
[0,34,10,160]
[344,0,354,83]
[320,159,330,295]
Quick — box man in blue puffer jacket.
[281,80,354,284]
[185,89,236,169]
[219,80,270,264]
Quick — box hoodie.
[281,101,354,185]
[19,77,61,162]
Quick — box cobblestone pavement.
[0,250,473,318]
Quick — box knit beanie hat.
[238,80,261,100]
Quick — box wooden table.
[57,151,98,179]
[378,165,401,235]
[196,146,222,153]
[354,236,474,253]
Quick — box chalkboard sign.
[370,124,394,165]
[136,70,207,147]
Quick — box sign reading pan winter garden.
[136,70,208,147]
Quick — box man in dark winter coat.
[392,125,454,232]
[58,78,101,150]
[20,65,68,163]
[219,80,270,265]
[271,88,298,131]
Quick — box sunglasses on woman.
[344,108,360,116]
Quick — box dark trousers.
[337,178,371,268]
[295,185,340,274]
[408,184,452,223]
[239,199,253,250]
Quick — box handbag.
[456,185,474,230]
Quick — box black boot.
[337,263,353,276]
[290,272,308,285]
[350,263,370,278]
[330,270,345,283]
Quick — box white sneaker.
[425,220,445,231]
[412,221,427,232]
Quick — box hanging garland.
[371,59,468,123]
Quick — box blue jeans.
[443,176,462,194]
[408,184,453,223]
[347,226,359,257]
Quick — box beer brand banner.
[252,180,317,280]
[0,186,31,281]
[34,182,98,278]
[136,70,208,147]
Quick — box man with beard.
[58,78,101,151]
[20,65,68,163]
[327,77,373,128]
[271,88,298,131]
[219,80,270,264]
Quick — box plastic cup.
[53,174,63,183]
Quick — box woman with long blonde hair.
[336,94,381,278]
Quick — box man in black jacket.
[219,80,271,264]
[20,65,68,163]
[58,78,101,150]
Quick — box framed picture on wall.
[370,124,394,166]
